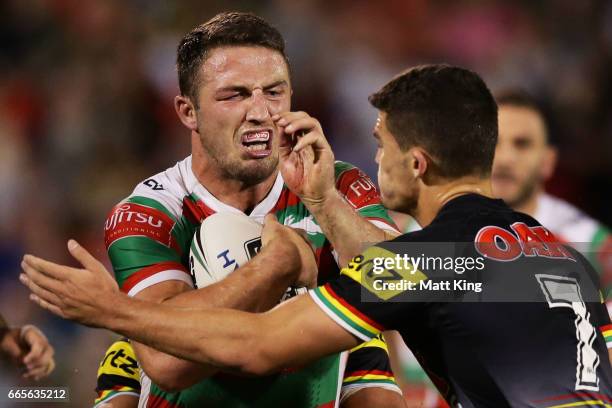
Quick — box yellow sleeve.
[94,338,141,406]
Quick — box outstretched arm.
[105,295,357,375]
[20,242,358,375]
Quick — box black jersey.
[311,194,612,407]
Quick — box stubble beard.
[505,172,541,209]
[382,180,420,216]
[201,134,279,186]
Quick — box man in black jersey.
[22,64,612,407]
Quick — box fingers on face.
[293,133,320,152]
[283,117,321,136]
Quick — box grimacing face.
[193,46,291,185]
[492,105,554,207]
[374,112,419,214]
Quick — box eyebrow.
[217,80,288,94]
[263,80,288,90]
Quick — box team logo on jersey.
[475,222,576,262]
[99,342,139,379]
[143,178,164,190]
[217,249,238,270]
[336,168,382,209]
[104,203,175,249]
[341,246,427,300]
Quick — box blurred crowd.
[0,0,610,405]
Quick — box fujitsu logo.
[348,171,376,197]
[105,204,163,231]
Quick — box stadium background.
[0,0,610,406]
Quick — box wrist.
[303,189,341,214]
[19,325,38,342]
[100,292,132,333]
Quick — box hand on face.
[262,214,318,288]
[274,111,336,208]
[20,240,120,327]
[1,325,55,381]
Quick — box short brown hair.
[495,88,546,115]
[369,64,498,178]
[495,88,551,143]
[177,12,288,104]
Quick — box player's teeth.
[247,143,266,151]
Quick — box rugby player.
[22,64,612,406]
[41,11,404,408]
[0,313,55,381]
[492,89,611,302]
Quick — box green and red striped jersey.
[103,156,400,408]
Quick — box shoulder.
[104,158,194,242]
[536,193,605,241]
[126,157,195,219]
[333,160,375,183]
[333,160,381,209]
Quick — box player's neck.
[413,176,492,227]
[191,150,278,214]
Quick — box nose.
[246,90,271,124]
[493,142,513,169]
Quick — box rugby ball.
[189,212,263,288]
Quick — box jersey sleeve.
[310,244,427,341]
[104,193,195,297]
[94,339,141,407]
[591,226,612,301]
[334,161,398,233]
[340,334,402,402]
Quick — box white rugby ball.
[189,212,263,288]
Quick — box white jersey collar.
[186,155,284,222]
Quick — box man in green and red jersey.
[74,12,403,408]
[492,89,612,305]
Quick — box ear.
[541,145,557,181]
[409,148,429,179]
[174,95,199,132]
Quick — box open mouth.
[241,130,272,158]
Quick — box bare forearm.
[307,191,397,265]
[164,242,298,312]
[102,294,356,375]
[106,295,262,373]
